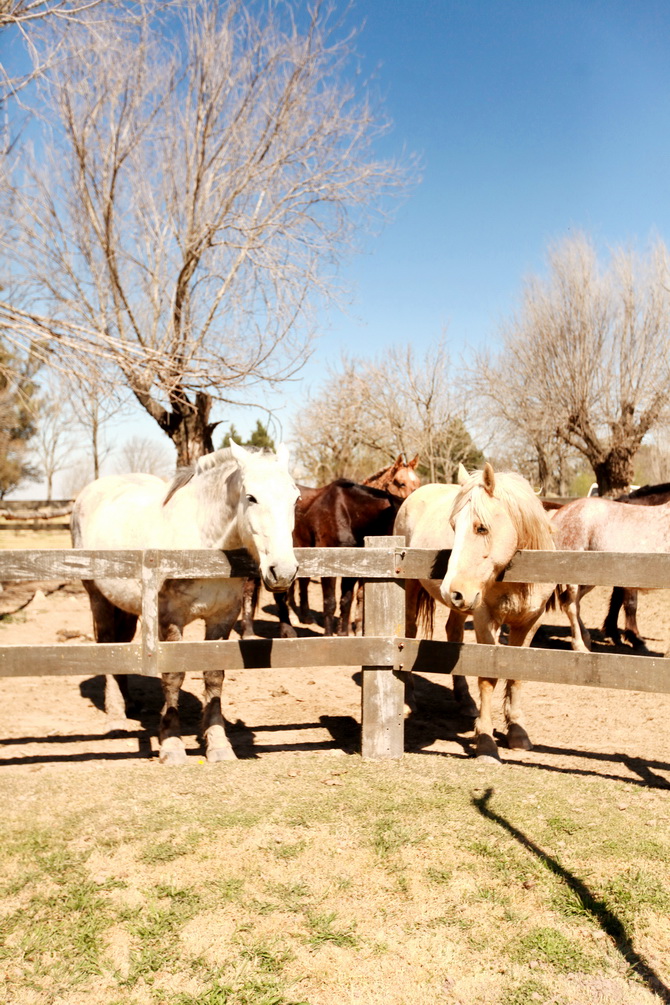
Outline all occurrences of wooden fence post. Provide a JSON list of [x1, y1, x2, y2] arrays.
[[141, 551, 162, 677], [361, 535, 406, 759]]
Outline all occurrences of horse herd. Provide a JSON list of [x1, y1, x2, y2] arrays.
[[70, 442, 670, 765]]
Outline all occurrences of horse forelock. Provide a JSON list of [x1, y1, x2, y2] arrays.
[[453, 470, 554, 551]]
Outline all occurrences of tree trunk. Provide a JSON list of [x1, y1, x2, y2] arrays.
[[593, 450, 636, 497], [166, 392, 218, 467]]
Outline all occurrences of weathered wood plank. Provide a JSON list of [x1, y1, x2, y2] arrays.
[[157, 636, 394, 673], [3, 546, 670, 588], [361, 536, 406, 760], [398, 638, 670, 694], [0, 550, 143, 580], [141, 555, 162, 677], [395, 548, 670, 588], [0, 643, 142, 677]]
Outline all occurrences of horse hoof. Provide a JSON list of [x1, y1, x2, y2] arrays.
[[105, 717, 134, 734], [159, 747, 188, 766], [475, 735, 501, 762], [475, 753, 502, 766], [280, 624, 297, 639], [507, 724, 532, 750], [206, 745, 237, 762]]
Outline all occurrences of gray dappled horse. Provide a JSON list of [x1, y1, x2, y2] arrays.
[[71, 442, 299, 764]]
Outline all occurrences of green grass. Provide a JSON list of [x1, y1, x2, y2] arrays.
[[0, 756, 668, 1005]]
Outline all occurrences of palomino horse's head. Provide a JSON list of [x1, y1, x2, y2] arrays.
[[227, 441, 300, 592], [440, 463, 553, 613]]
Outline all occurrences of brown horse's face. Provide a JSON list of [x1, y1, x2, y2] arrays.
[[387, 455, 421, 499]]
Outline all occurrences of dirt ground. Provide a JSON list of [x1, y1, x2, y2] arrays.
[[1, 574, 670, 787]]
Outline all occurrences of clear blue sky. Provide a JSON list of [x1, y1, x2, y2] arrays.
[[316, 0, 670, 359]]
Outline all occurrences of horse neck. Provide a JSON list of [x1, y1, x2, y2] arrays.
[[187, 464, 242, 549]]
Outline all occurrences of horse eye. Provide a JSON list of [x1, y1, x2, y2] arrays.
[[246, 494, 257, 504], [475, 523, 488, 535]]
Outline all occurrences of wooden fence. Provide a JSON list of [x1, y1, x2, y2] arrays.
[[1, 536, 670, 759]]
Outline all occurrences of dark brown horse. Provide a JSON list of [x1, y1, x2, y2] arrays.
[[603, 482, 670, 647], [241, 455, 420, 637]]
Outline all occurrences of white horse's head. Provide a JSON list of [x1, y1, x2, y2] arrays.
[[228, 440, 300, 592], [440, 463, 553, 612]]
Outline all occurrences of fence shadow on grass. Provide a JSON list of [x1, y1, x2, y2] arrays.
[[472, 787, 670, 1004]]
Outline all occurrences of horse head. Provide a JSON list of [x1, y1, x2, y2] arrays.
[[228, 440, 300, 592], [441, 463, 553, 612]]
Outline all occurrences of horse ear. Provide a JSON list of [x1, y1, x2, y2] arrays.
[[409, 454, 419, 469], [276, 442, 290, 468], [228, 439, 249, 465], [483, 462, 496, 494], [457, 463, 469, 485]]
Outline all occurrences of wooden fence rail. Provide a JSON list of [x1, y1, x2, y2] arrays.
[[1, 539, 670, 758]]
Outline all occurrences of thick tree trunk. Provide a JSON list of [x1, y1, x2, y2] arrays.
[[165, 392, 218, 467], [593, 450, 637, 497]]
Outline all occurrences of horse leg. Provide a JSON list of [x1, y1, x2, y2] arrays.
[[559, 584, 592, 652], [158, 669, 187, 765], [399, 579, 422, 715], [275, 591, 297, 639], [501, 621, 543, 752], [602, 587, 624, 644], [298, 578, 313, 623], [337, 577, 357, 636], [239, 577, 259, 639], [82, 580, 138, 731], [353, 581, 364, 635], [322, 577, 337, 636], [200, 614, 240, 762], [445, 609, 478, 718], [471, 609, 502, 762], [622, 589, 648, 650]]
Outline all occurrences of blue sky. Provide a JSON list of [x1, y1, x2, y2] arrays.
[[317, 0, 670, 361], [6, 0, 670, 490]]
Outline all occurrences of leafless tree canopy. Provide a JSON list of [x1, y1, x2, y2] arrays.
[[292, 338, 482, 484], [1, 0, 412, 463], [469, 234, 670, 495]]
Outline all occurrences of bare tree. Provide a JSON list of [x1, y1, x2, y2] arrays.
[[293, 337, 483, 484], [1, 1, 412, 464], [29, 394, 74, 498], [470, 234, 670, 496], [113, 434, 175, 477]]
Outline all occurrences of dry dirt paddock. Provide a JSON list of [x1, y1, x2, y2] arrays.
[[1, 567, 669, 789]]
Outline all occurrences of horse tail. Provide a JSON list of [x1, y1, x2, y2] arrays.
[[416, 586, 435, 636]]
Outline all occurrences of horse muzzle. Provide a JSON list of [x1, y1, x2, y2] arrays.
[[261, 559, 299, 593], [440, 583, 481, 612]]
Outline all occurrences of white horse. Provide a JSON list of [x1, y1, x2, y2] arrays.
[[394, 464, 556, 762], [71, 441, 299, 764]]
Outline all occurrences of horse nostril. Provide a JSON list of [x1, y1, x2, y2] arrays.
[[450, 591, 463, 607], [268, 566, 278, 583]]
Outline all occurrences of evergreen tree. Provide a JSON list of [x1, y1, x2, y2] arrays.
[[220, 420, 275, 452]]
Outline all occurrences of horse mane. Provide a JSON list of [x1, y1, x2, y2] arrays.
[[331, 478, 393, 500], [162, 447, 267, 506], [363, 459, 400, 485], [453, 469, 555, 552]]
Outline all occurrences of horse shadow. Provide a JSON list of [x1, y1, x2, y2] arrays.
[[79, 675, 204, 738]]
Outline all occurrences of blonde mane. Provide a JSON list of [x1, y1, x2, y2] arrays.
[[453, 469, 555, 552]]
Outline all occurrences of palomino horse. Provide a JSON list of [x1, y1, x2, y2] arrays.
[[550, 494, 670, 652], [71, 442, 299, 764], [241, 454, 420, 637], [394, 464, 555, 762], [602, 482, 670, 648]]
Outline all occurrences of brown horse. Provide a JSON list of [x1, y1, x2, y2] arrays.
[[603, 482, 670, 648], [240, 455, 420, 637]]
